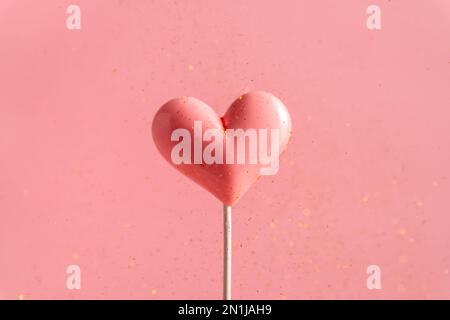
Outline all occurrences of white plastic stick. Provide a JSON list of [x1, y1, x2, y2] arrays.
[[223, 204, 232, 300]]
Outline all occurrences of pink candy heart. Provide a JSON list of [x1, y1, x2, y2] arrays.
[[152, 91, 292, 206]]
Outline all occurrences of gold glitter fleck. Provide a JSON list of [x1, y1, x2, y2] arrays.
[[416, 201, 423, 207], [18, 294, 25, 300], [151, 289, 157, 296], [188, 64, 194, 71], [399, 228, 406, 236], [362, 195, 369, 203], [128, 257, 137, 268], [303, 208, 311, 217], [269, 219, 277, 228]]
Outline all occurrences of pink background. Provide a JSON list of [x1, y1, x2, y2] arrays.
[[0, 0, 449, 299]]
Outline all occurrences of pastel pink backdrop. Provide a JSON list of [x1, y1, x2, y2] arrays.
[[0, 0, 449, 299]]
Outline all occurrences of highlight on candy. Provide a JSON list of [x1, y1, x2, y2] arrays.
[[170, 121, 280, 175]]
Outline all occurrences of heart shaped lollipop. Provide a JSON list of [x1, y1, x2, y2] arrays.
[[152, 91, 292, 206], [152, 91, 292, 299]]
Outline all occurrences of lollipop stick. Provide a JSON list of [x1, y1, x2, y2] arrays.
[[223, 204, 232, 300]]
